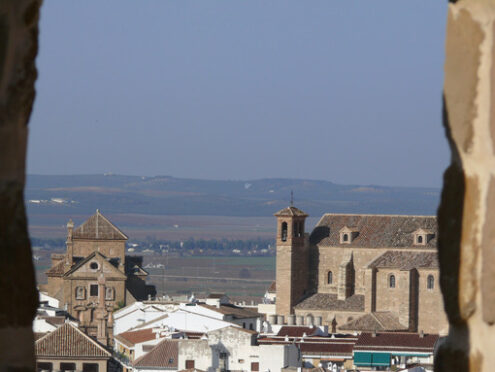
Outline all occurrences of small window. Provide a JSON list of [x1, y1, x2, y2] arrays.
[[343, 233, 349, 242], [90, 284, 98, 297], [89, 262, 98, 270], [37, 362, 53, 372], [60, 363, 76, 372], [327, 271, 333, 284], [427, 274, 435, 290], [75, 286, 86, 300], [105, 287, 115, 300], [251, 362, 260, 372], [185, 360, 195, 369], [417, 235, 423, 244], [281, 222, 288, 242], [168, 358, 174, 364], [389, 275, 396, 288], [82, 364, 98, 372], [242, 322, 246, 328], [249, 323, 254, 330]]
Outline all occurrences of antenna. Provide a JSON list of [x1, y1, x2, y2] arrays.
[[290, 190, 294, 206]]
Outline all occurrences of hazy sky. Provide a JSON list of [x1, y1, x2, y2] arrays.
[[28, 1, 449, 188]]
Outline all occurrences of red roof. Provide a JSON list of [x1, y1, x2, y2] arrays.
[[277, 326, 318, 337], [115, 328, 156, 347], [35, 323, 111, 358], [299, 342, 354, 355], [133, 339, 179, 368], [354, 332, 439, 353]]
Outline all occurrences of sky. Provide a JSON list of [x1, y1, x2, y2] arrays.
[[27, 1, 449, 188]]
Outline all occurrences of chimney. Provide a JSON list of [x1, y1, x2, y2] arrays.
[[419, 330, 424, 338]]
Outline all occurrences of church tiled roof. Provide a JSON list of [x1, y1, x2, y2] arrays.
[[294, 293, 365, 312], [368, 251, 438, 270], [274, 206, 308, 217], [73, 210, 128, 240], [45, 260, 66, 277], [339, 312, 407, 332], [310, 214, 437, 248], [35, 323, 111, 358]]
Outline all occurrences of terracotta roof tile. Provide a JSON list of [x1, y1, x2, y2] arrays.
[[133, 339, 179, 368], [368, 251, 438, 270], [73, 210, 128, 240], [274, 206, 308, 217], [35, 323, 111, 358], [277, 327, 318, 338], [299, 342, 354, 355], [114, 328, 156, 347], [46, 260, 66, 277], [295, 293, 364, 312], [354, 332, 439, 353], [310, 214, 437, 248], [339, 312, 407, 332]]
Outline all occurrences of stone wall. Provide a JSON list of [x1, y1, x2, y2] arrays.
[[73, 240, 126, 265], [0, 1, 41, 369]]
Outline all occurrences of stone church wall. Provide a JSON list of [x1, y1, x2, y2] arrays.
[[73, 240, 125, 263], [417, 269, 448, 334]]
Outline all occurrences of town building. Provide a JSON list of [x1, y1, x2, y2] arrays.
[[41, 210, 155, 344], [35, 323, 113, 372], [274, 206, 449, 335]]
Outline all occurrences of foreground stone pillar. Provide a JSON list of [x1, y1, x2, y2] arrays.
[[0, 1, 41, 370], [437, 1, 495, 370]]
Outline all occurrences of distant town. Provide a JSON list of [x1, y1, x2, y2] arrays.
[[34, 206, 446, 372]]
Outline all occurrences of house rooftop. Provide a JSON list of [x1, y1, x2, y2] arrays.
[[133, 339, 179, 368], [35, 323, 111, 358]]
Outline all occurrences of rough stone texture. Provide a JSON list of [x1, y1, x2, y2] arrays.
[[0, 1, 41, 370], [437, 1, 495, 370], [481, 176, 495, 324]]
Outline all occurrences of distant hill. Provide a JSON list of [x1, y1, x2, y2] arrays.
[[25, 174, 440, 222]]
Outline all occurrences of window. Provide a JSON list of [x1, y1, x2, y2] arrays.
[[185, 360, 195, 369], [105, 287, 115, 300], [75, 286, 86, 300], [427, 274, 435, 290], [281, 222, 288, 241], [389, 275, 396, 288], [168, 358, 174, 364], [327, 271, 333, 284], [37, 362, 53, 372], [242, 322, 246, 328], [60, 363, 76, 372], [90, 284, 98, 297], [82, 364, 98, 372], [251, 362, 259, 372], [343, 233, 349, 242], [89, 262, 98, 270], [417, 235, 423, 244], [249, 323, 254, 330]]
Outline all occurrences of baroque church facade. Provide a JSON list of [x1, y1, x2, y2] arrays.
[[42, 210, 155, 344], [274, 206, 448, 335]]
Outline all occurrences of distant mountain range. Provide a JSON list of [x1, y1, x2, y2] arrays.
[[25, 174, 441, 221]]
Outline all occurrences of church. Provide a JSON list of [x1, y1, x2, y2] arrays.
[[42, 210, 155, 344], [274, 206, 448, 335]]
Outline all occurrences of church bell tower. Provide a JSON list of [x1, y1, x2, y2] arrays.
[[274, 204, 309, 316]]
